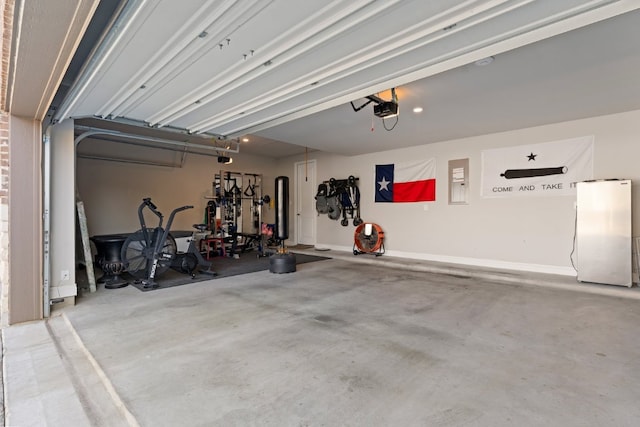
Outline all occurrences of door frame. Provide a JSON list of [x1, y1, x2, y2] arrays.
[[294, 159, 316, 246]]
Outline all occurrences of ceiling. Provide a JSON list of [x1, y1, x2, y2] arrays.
[[259, 8, 640, 155], [47, 0, 640, 158]]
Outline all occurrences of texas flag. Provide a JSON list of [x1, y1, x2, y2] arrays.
[[375, 158, 436, 202]]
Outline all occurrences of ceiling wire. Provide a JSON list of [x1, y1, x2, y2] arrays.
[[382, 116, 399, 131]]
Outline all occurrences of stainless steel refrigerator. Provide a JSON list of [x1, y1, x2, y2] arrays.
[[576, 179, 632, 287]]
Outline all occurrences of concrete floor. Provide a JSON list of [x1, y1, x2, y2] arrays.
[[3, 251, 640, 426]]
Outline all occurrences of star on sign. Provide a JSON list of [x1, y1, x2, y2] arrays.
[[527, 152, 537, 161], [378, 176, 390, 191]]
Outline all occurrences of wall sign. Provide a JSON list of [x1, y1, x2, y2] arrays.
[[481, 136, 594, 198]]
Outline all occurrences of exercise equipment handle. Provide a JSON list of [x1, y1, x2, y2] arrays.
[[141, 198, 163, 220], [135, 198, 164, 251], [138, 197, 163, 230], [164, 205, 194, 235], [143, 197, 157, 210]]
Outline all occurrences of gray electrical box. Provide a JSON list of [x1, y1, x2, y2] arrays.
[[448, 158, 469, 205]]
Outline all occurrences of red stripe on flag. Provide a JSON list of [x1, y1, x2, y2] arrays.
[[393, 179, 436, 202]]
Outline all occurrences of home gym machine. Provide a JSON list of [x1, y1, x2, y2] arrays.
[[213, 171, 271, 257], [121, 198, 214, 289]]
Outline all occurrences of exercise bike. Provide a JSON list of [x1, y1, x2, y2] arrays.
[[121, 198, 214, 289]]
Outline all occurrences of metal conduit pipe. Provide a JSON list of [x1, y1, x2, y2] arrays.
[[76, 134, 222, 158], [76, 134, 190, 168], [74, 116, 228, 144], [76, 153, 184, 168], [43, 130, 51, 317], [74, 127, 240, 154], [74, 128, 238, 168]]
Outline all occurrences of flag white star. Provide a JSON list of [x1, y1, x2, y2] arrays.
[[378, 176, 390, 191]]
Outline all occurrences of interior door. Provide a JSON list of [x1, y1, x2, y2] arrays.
[[295, 160, 316, 245]]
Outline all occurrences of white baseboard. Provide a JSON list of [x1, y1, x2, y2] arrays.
[[313, 244, 577, 277], [50, 284, 78, 299]]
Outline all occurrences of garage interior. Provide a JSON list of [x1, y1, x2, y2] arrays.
[[3, 1, 640, 425]]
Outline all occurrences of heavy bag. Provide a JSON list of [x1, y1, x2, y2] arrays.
[[275, 176, 289, 240], [205, 200, 217, 233]]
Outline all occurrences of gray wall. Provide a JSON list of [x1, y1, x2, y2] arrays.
[[76, 109, 640, 277], [76, 150, 279, 237], [277, 109, 640, 276]]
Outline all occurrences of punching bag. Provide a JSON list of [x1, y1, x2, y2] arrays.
[[274, 176, 289, 241], [270, 176, 296, 273]]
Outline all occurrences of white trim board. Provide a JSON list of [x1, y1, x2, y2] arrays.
[[314, 244, 576, 277]]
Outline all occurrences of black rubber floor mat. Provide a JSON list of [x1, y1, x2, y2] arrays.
[[127, 252, 330, 292]]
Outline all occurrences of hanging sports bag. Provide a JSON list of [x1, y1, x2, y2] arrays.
[[315, 183, 330, 214], [327, 195, 342, 220]]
